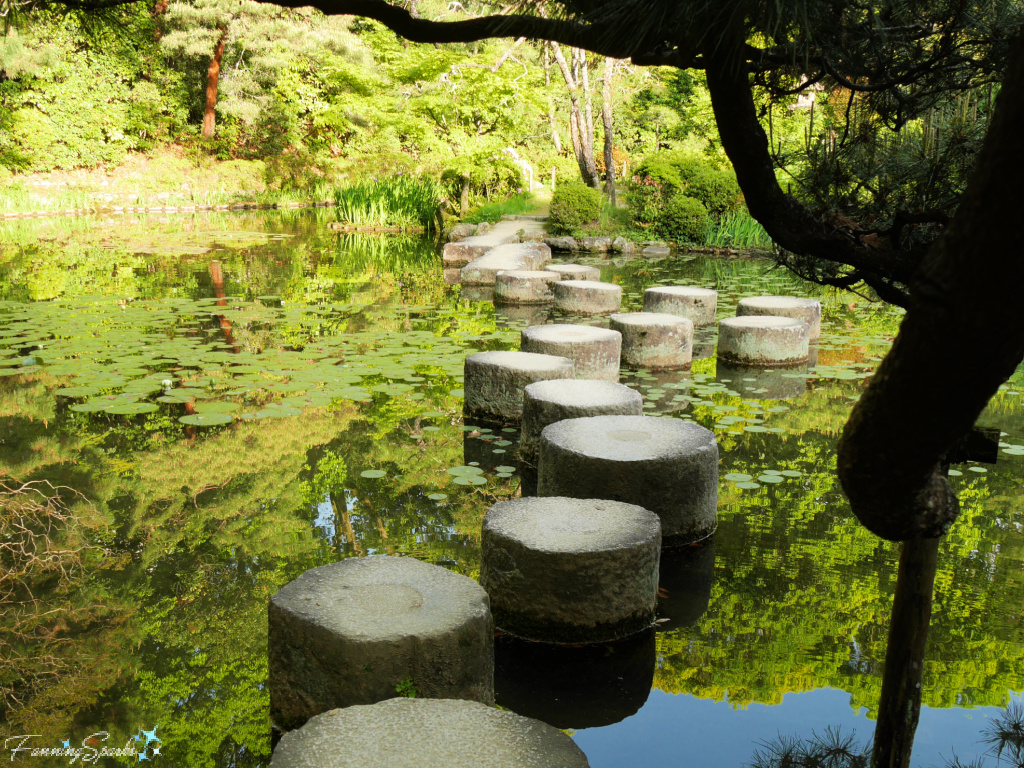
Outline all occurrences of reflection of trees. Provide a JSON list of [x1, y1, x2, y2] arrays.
[[655, 380, 1024, 716]]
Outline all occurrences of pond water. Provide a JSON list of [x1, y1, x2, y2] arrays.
[[1, 210, 1023, 767]]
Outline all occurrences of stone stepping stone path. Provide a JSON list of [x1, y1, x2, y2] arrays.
[[480, 497, 661, 643], [546, 263, 601, 281], [519, 379, 643, 465], [718, 315, 810, 365], [494, 270, 560, 305], [643, 286, 718, 327], [460, 243, 552, 285], [442, 220, 523, 265], [520, 324, 622, 382], [553, 280, 622, 315], [610, 312, 694, 370], [269, 698, 590, 767], [737, 296, 822, 339], [537, 415, 718, 546], [463, 350, 574, 424], [268, 556, 493, 729]]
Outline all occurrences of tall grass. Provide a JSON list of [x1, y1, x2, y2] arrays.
[[463, 192, 538, 224], [332, 176, 442, 231], [702, 211, 775, 251]]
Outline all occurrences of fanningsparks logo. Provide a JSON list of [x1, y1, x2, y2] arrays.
[[4, 726, 161, 763]]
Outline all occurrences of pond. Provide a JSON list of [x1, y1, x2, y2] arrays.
[[1, 210, 1022, 767]]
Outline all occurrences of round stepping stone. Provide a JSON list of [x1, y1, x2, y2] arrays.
[[554, 280, 622, 315], [609, 312, 694, 370], [464, 351, 574, 424], [480, 497, 661, 643], [495, 270, 561, 305], [269, 698, 590, 768], [269, 557, 492, 729], [537, 415, 718, 545], [718, 316, 810, 366], [547, 263, 601, 281], [717, 359, 807, 400], [520, 324, 622, 382], [737, 296, 822, 339], [519, 379, 643, 465], [643, 286, 718, 327]]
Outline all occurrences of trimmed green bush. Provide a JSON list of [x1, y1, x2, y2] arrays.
[[549, 182, 603, 234], [627, 151, 742, 240], [662, 196, 709, 242]]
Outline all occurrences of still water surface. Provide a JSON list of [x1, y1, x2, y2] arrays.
[[0, 210, 1022, 767]]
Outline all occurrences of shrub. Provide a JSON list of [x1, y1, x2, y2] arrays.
[[549, 182, 603, 234], [662, 196, 709, 242], [628, 152, 742, 239]]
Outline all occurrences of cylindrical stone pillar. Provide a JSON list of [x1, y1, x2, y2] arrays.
[[537, 415, 718, 545], [269, 556, 493, 730], [609, 312, 694, 370], [717, 316, 810, 365], [737, 296, 822, 339], [643, 286, 718, 327], [464, 351, 574, 424], [546, 264, 601, 281], [520, 324, 622, 382], [553, 280, 622, 315], [519, 379, 643, 465], [269, 698, 590, 767], [495, 270, 561, 305], [480, 497, 661, 643]]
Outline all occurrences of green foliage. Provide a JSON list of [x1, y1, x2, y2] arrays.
[[395, 677, 418, 698], [462, 192, 537, 224], [548, 181, 602, 235], [628, 150, 741, 241], [661, 195, 709, 243], [703, 210, 775, 251], [333, 175, 441, 230]]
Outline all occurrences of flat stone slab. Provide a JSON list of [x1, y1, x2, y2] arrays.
[[737, 296, 822, 339], [481, 497, 661, 643], [643, 286, 718, 327], [610, 312, 694, 370], [519, 379, 643, 465], [464, 350, 574, 424], [495, 270, 561, 305], [537, 415, 718, 545], [269, 698, 590, 768], [554, 280, 622, 315], [547, 263, 601, 281], [442, 220, 522, 265], [269, 556, 493, 729], [461, 243, 553, 285], [718, 315, 810, 365], [520, 324, 622, 382]]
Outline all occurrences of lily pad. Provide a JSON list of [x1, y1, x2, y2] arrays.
[[179, 413, 234, 426], [360, 470, 387, 478]]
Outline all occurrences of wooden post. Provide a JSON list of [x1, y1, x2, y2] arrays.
[[551, 167, 557, 190]]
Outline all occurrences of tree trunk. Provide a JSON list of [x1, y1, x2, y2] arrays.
[[550, 41, 600, 188], [202, 28, 228, 139], [601, 56, 616, 206], [544, 45, 563, 154], [837, 34, 1024, 542], [460, 177, 470, 216]]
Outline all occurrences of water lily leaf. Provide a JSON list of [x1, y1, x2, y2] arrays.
[[360, 470, 386, 478], [180, 413, 234, 426]]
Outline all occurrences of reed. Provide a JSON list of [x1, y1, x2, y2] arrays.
[[332, 176, 442, 231]]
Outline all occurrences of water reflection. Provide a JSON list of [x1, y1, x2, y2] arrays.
[[656, 537, 715, 630], [716, 360, 808, 400], [495, 629, 656, 729]]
